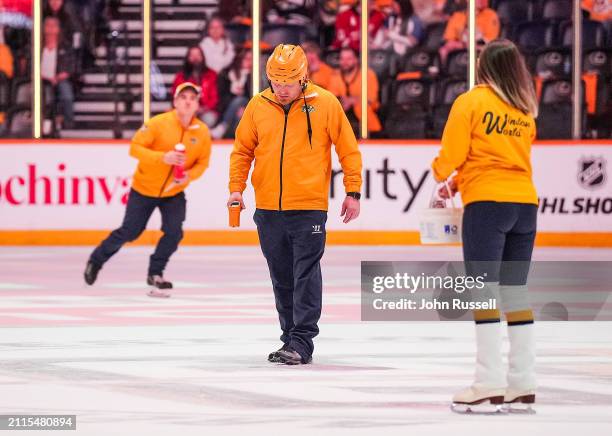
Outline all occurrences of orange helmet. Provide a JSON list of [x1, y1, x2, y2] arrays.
[[266, 44, 308, 84]]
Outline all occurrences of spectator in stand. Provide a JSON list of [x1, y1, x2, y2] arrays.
[[388, 0, 424, 55], [199, 16, 236, 74], [211, 48, 252, 139], [581, 0, 612, 21], [70, 0, 110, 69], [264, 0, 316, 25], [0, 26, 13, 79], [1, 0, 32, 79], [1, 0, 32, 19], [439, 0, 499, 64], [441, 0, 466, 16], [328, 47, 382, 136], [43, 0, 81, 49], [412, 0, 449, 23], [370, 0, 424, 55], [0, 25, 13, 129], [318, 0, 342, 48], [369, 0, 394, 49], [219, 0, 252, 24], [302, 41, 337, 90], [331, 0, 361, 51], [172, 46, 219, 127], [41, 16, 76, 129]]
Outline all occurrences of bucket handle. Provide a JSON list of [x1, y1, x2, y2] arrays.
[[429, 180, 457, 209]]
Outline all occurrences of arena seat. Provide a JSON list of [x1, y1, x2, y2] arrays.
[[560, 20, 607, 49], [421, 22, 446, 52], [5, 107, 32, 138], [513, 21, 557, 53], [400, 49, 440, 75], [542, 0, 572, 21], [369, 49, 395, 84], [445, 49, 468, 78], [262, 24, 307, 47]]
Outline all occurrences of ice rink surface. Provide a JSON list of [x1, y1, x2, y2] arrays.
[[1, 246, 611, 436]]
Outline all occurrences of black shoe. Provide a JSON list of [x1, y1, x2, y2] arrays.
[[268, 344, 290, 362], [276, 348, 312, 365], [84, 261, 102, 285], [147, 275, 173, 289]]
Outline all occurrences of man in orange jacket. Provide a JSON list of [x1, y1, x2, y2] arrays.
[[228, 44, 363, 365], [84, 82, 212, 297]]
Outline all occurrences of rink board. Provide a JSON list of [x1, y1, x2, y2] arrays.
[[0, 140, 611, 245]]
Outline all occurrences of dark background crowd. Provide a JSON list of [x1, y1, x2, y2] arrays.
[[0, 0, 610, 139]]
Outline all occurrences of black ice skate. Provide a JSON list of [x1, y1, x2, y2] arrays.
[[146, 275, 172, 298], [84, 261, 102, 285], [268, 344, 290, 362], [275, 348, 312, 365]]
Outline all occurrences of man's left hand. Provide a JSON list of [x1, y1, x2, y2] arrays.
[[341, 196, 360, 224]]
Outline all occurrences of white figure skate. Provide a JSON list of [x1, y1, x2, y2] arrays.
[[451, 322, 507, 414]]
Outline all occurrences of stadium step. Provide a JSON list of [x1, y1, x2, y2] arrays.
[[74, 101, 127, 113], [81, 73, 175, 85], [133, 101, 172, 113], [59, 129, 137, 139], [96, 46, 143, 59]]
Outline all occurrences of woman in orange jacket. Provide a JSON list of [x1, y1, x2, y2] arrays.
[[432, 39, 539, 413], [228, 44, 363, 365]]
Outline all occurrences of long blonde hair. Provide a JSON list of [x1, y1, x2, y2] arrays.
[[476, 39, 539, 118]]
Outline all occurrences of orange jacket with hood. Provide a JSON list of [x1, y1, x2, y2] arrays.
[[229, 82, 362, 211], [130, 110, 212, 198]]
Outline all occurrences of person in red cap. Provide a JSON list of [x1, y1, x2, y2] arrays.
[[84, 82, 212, 297]]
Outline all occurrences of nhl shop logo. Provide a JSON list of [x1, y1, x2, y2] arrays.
[[444, 224, 458, 235], [577, 156, 607, 190]]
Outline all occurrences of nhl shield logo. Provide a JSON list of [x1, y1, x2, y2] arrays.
[[577, 157, 606, 189]]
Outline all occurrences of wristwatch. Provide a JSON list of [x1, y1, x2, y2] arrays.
[[346, 192, 361, 200]]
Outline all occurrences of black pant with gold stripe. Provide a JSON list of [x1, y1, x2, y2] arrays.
[[462, 201, 537, 325]]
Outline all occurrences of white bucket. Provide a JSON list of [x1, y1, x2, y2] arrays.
[[419, 181, 463, 245]]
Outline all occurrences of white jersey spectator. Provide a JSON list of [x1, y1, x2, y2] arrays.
[[199, 16, 235, 73]]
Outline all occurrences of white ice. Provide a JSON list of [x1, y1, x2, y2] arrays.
[[0, 246, 611, 436]]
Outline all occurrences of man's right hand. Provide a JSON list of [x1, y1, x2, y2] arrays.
[[227, 192, 246, 209], [163, 150, 186, 166], [438, 178, 458, 199]]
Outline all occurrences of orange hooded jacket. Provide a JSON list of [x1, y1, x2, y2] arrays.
[[130, 110, 212, 198], [229, 82, 362, 211]]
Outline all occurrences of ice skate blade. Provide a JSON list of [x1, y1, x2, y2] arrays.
[[503, 404, 536, 415], [275, 357, 306, 365], [147, 289, 171, 298], [451, 398, 506, 415], [274, 356, 313, 366], [503, 394, 536, 414]]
